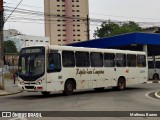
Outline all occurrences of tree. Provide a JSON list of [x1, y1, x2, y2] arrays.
[[94, 21, 143, 38], [4, 40, 17, 53]]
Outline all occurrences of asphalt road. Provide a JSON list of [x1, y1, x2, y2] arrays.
[[0, 83, 160, 120]]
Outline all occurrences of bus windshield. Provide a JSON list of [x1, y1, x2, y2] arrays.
[[18, 47, 45, 81]]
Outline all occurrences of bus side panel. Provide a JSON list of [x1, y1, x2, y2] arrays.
[[125, 67, 139, 85], [138, 67, 148, 83], [103, 67, 117, 87], [90, 68, 104, 88], [75, 68, 91, 89], [46, 72, 64, 91]]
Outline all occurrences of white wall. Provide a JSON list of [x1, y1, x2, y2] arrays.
[[10, 35, 50, 51]]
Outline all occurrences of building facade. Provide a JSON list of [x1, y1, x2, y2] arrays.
[[9, 35, 50, 52], [44, 0, 89, 45]]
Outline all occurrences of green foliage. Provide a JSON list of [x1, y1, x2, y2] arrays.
[[94, 21, 143, 38], [4, 40, 17, 53]]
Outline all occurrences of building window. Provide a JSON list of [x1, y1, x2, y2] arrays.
[[58, 39, 61, 41]]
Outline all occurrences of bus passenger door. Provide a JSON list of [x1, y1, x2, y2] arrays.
[[46, 52, 62, 91]]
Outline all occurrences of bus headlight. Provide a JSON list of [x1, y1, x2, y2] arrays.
[[35, 79, 44, 85], [19, 80, 24, 85]]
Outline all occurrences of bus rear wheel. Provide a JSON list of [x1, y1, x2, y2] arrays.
[[41, 91, 50, 96], [117, 78, 126, 91], [153, 74, 159, 80], [63, 80, 74, 96]]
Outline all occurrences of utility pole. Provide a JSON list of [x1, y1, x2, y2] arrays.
[[86, 15, 90, 40], [0, 0, 4, 90]]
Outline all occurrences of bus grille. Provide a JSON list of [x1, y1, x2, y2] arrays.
[[25, 86, 34, 89]]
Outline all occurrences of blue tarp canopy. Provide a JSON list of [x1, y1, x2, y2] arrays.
[[68, 32, 160, 56]]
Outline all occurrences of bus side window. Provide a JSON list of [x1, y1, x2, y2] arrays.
[[104, 53, 115, 67], [62, 51, 75, 67], [47, 53, 61, 73], [116, 54, 126, 67], [127, 54, 136, 67], [137, 55, 146, 67]]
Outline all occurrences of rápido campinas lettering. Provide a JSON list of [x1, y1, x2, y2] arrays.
[[76, 68, 104, 76]]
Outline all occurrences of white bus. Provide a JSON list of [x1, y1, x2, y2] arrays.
[[17, 45, 148, 95], [148, 57, 160, 80]]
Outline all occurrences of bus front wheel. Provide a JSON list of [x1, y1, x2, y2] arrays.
[[117, 78, 126, 91], [63, 80, 74, 96]]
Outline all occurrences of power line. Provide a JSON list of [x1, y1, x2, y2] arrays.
[[4, 0, 23, 23], [4, 5, 160, 28]]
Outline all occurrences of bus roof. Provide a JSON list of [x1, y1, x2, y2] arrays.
[[24, 45, 146, 55], [45, 45, 146, 55]]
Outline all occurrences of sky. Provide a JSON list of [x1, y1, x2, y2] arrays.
[[3, 0, 160, 39]]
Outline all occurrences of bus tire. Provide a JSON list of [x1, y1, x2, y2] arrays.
[[41, 91, 50, 96], [153, 74, 159, 80], [117, 77, 126, 91], [63, 80, 74, 96]]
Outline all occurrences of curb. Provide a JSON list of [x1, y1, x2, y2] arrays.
[[0, 90, 23, 96], [155, 92, 160, 99]]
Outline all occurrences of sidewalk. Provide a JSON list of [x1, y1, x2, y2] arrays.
[[0, 79, 23, 96]]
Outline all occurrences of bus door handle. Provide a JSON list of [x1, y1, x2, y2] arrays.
[[114, 68, 116, 71]]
